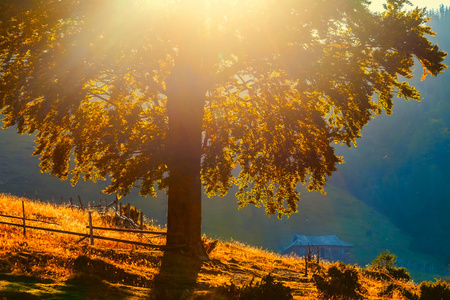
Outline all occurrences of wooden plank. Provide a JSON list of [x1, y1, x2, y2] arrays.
[[88, 211, 94, 245], [85, 226, 167, 235], [92, 235, 184, 249], [0, 213, 58, 225], [0, 220, 177, 249], [105, 200, 116, 208], [0, 220, 88, 237], [0, 214, 24, 220], [87, 235, 167, 248], [78, 195, 84, 210], [22, 201, 26, 236]]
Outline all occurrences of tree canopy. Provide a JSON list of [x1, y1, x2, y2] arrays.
[[0, 0, 446, 255]]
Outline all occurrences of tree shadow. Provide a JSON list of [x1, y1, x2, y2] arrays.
[[150, 250, 203, 299]]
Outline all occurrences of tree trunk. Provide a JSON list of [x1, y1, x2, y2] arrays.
[[165, 62, 208, 260]]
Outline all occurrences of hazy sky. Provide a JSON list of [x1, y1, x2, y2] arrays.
[[370, 0, 450, 11]]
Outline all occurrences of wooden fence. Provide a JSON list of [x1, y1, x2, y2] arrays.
[[31, 190, 119, 213], [56, 193, 119, 213], [0, 200, 181, 250], [396, 259, 450, 277], [33, 191, 152, 231]]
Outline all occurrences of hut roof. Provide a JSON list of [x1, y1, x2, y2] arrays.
[[286, 235, 353, 248]]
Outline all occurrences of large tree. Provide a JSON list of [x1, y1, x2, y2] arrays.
[[0, 0, 446, 258]]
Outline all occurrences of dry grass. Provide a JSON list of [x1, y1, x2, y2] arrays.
[[0, 193, 426, 299], [0, 194, 166, 293]]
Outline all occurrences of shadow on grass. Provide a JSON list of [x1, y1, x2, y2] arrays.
[[150, 250, 203, 299], [0, 272, 143, 300], [0, 273, 53, 299]]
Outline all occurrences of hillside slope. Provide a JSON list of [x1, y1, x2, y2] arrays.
[[0, 125, 446, 282], [2, 194, 443, 300], [0, 126, 409, 265], [200, 184, 445, 279]]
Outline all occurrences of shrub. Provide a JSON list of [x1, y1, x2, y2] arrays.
[[214, 282, 241, 299], [216, 274, 293, 300], [388, 266, 411, 281], [119, 204, 141, 224], [106, 204, 142, 226], [371, 250, 410, 281], [379, 283, 419, 300], [371, 250, 397, 270], [241, 274, 293, 300], [312, 262, 364, 299], [419, 279, 450, 300]]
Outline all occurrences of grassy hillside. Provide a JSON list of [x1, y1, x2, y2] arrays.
[[202, 185, 409, 263], [0, 194, 313, 299], [1, 194, 449, 299], [200, 184, 449, 282], [0, 126, 447, 282]]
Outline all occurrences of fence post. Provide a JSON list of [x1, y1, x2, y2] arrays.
[[115, 195, 118, 212], [127, 203, 131, 219], [78, 195, 84, 210], [119, 202, 122, 216], [304, 255, 308, 277], [88, 211, 94, 246], [140, 211, 144, 230], [22, 200, 26, 236], [317, 247, 320, 265]]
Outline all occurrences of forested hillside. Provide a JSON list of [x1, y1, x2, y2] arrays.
[[0, 126, 110, 203], [333, 6, 450, 263]]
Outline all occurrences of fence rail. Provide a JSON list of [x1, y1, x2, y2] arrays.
[[0, 200, 181, 250], [396, 259, 450, 276], [0, 219, 88, 238], [0, 213, 58, 225], [85, 226, 167, 235]]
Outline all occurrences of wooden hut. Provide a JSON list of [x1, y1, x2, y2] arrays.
[[282, 235, 353, 263]]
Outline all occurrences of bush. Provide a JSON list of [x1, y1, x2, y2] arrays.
[[371, 250, 410, 281], [216, 274, 293, 300], [371, 250, 397, 270], [379, 283, 419, 300], [107, 204, 142, 226], [388, 266, 411, 281], [241, 274, 293, 300], [312, 262, 364, 299], [119, 204, 141, 224], [419, 279, 450, 300]]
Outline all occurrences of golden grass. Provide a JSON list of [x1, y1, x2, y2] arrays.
[[0, 194, 165, 281], [0, 193, 429, 299]]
